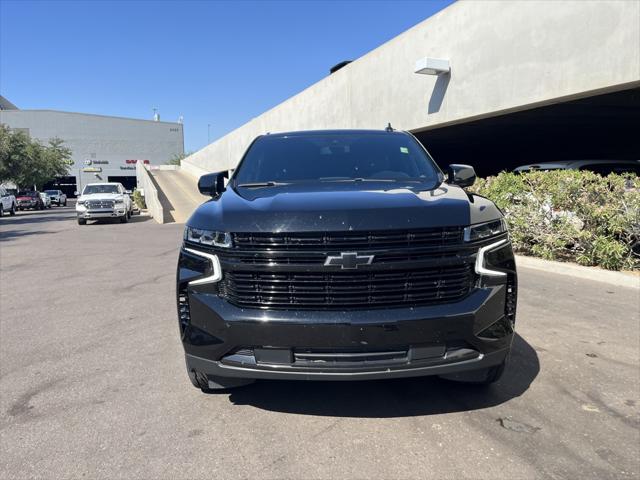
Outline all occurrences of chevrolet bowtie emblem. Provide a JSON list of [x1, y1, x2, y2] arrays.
[[324, 252, 375, 269]]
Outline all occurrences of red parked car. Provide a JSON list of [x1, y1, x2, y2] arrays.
[[16, 191, 45, 210]]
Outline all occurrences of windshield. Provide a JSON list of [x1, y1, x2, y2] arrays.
[[17, 191, 37, 197], [44, 190, 58, 195], [82, 184, 119, 195], [234, 133, 442, 186]]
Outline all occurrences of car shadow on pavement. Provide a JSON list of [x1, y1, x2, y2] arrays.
[[227, 334, 539, 418], [128, 214, 153, 223], [76, 214, 153, 226], [0, 229, 56, 241], [0, 212, 76, 226]]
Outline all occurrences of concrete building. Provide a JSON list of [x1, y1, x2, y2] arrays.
[[182, 0, 640, 178], [0, 99, 184, 195]]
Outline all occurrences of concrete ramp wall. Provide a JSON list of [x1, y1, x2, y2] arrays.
[[136, 161, 164, 224], [183, 0, 640, 174], [146, 166, 209, 224]]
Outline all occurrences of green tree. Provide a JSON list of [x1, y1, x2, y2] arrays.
[[0, 124, 72, 189], [167, 151, 193, 166]]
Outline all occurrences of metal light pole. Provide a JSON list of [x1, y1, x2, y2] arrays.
[[207, 124, 211, 144]]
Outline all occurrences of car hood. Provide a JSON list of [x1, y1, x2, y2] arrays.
[[187, 182, 501, 232], [78, 193, 124, 201]]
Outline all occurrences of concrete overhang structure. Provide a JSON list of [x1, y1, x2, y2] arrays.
[[183, 0, 640, 176]]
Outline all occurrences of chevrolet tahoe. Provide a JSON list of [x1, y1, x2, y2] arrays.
[[177, 129, 518, 391]]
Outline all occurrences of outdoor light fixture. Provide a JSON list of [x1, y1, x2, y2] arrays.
[[414, 57, 450, 75]]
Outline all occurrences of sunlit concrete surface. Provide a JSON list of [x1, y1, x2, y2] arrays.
[[183, 0, 640, 174], [0, 207, 638, 479]]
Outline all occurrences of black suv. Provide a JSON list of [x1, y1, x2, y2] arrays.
[[177, 130, 517, 391]]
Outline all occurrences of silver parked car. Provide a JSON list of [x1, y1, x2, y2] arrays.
[[44, 189, 67, 206], [39, 192, 52, 209]]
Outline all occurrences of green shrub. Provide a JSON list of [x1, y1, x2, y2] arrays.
[[470, 170, 639, 270], [133, 189, 146, 210]]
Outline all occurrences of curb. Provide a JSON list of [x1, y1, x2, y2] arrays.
[[515, 255, 639, 289]]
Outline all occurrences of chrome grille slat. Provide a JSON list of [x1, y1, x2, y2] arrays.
[[86, 199, 115, 210]]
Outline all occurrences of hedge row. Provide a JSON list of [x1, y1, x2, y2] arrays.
[[470, 170, 640, 271]]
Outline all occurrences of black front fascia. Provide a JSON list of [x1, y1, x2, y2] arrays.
[[176, 232, 515, 366]]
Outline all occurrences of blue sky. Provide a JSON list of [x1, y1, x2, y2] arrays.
[[0, 0, 453, 152]]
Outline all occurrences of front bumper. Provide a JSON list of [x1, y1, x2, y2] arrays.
[[181, 283, 515, 381], [76, 208, 126, 219], [178, 233, 517, 382]]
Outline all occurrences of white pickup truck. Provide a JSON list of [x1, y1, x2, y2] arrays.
[[75, 182, 133, 225], [0, 186, 17, 216]]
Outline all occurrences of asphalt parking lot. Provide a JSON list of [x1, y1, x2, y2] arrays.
[[1, 206, 638, 479]]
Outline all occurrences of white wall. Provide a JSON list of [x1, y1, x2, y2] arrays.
[[0, 109, 184, 188], [184, 0, 640, 173]]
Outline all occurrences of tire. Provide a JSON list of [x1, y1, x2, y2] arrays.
[[63, 199, 67, 206], [120, 213, 129, 223], [0, 205, 3, 217], [10, 203, 16, 216], [77, 218, 86, 225], [439, 360, 507, 385]]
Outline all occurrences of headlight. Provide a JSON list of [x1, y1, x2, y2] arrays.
[[184, 226, 233, 248], [183, 249, 222, 285], [464, 218, 507, 242], [77, 200, 85, 206], [475, 239, 509, 277]]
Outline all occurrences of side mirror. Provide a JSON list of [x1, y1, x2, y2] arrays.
[[74, 191, 79, 196], [125, 190, 132, 195], [447, 164, 476, 188], [198, 171, 229, 197]]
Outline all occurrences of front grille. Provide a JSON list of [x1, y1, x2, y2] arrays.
[[216, 249, 463, 266], [221, 264, 472, 309], [293, 348, 409, 366], [215, 228, 464, 267], [87, 200, 114, 210], [232, 228, 462, 250], [193, 227, 476, 310]]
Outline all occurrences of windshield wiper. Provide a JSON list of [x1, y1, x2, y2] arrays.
[[320, 178, 397, 183], [236, 181, 290, 188]]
